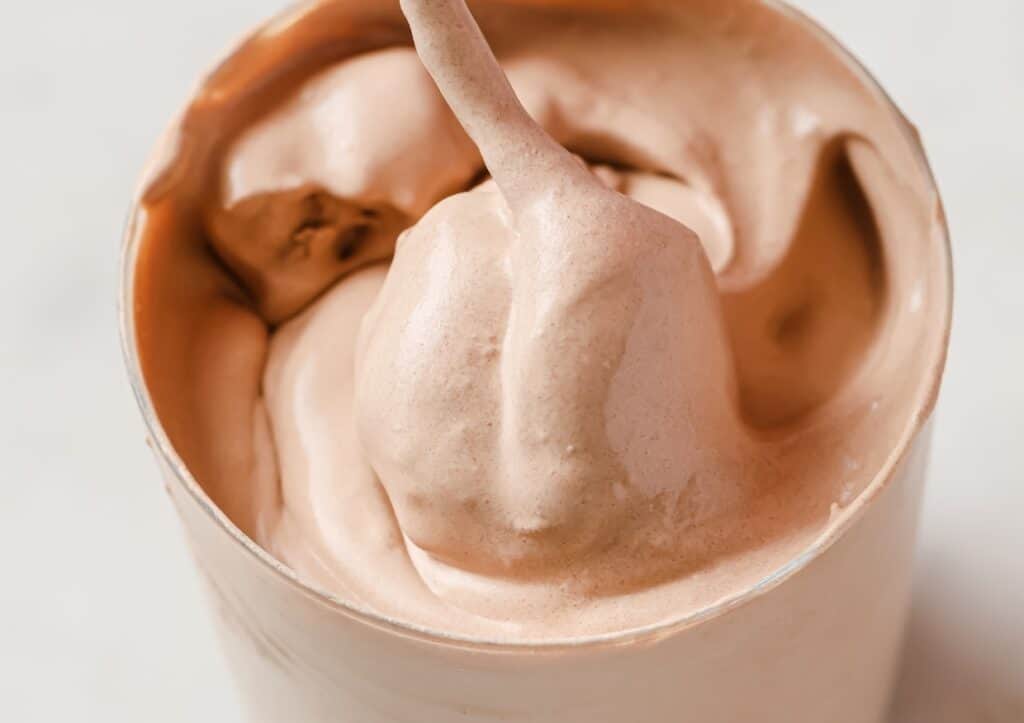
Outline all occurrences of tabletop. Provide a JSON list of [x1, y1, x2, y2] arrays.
[[0, 1, 1020, 721]]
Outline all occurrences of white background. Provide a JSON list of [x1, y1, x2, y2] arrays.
[[1, 1, 1021, 721]]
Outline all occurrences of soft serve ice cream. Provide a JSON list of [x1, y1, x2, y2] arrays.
[[133, 0, 949, 642]]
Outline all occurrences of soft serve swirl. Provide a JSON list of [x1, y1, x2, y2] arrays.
[[134, 0, 948, 641]]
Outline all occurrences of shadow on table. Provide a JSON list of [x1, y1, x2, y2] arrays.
[[888, 560, 1024, 723]]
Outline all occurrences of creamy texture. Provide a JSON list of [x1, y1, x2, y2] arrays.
[[133, 0, 949, 641], [206, 46, 481, 323]]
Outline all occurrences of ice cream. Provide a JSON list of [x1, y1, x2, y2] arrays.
[[132, 0, 949, 643], [209, 46, 481, 323]]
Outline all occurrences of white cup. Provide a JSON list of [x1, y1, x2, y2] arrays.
[[120, 2, 953, 721]]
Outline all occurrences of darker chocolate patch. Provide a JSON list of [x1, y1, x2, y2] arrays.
[[336, 223, 372, 260], [772, 299, 816, 347], [833, 145, 886, 296]]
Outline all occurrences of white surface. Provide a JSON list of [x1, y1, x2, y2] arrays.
[[0, 1, 1020, 721]]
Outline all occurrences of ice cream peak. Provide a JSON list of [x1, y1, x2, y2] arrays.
[[354, 0, 745, 585]]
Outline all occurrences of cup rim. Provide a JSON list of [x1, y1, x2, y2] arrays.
[[118, 0, 953, 654]]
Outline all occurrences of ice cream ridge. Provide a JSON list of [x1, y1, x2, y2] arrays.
[[135, 0, 948, 641]]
